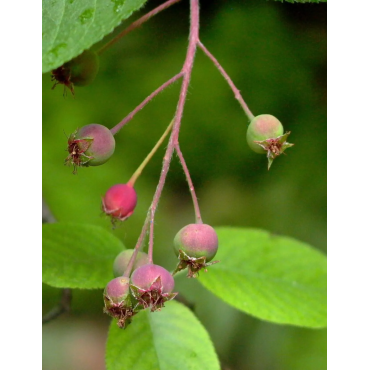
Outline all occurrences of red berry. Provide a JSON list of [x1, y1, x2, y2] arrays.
[[102, 184, 137, 222]]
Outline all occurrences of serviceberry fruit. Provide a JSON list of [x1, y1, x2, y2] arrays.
[[246, 114, 284, 153], [65, 123, 115, 173], [113, 249, 150, 277], [130, 264, 177, 311], [51, 50, 99, 95], [173, 223, 218, 261], [246, 114, 294, 169], [103, 276, 136, 328], [173, 223, 219, 278], [104, 276, 131, 304], [102, 184, 137, 223]]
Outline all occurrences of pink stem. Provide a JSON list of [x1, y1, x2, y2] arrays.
[[147, 0, 200, 262], [97, 0, 182, 55], [175, 144, 202, 223], [197, 41, 255, 122], [110, 73, 183, 135]]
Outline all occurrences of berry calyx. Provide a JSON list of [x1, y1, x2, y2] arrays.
[[51, 50, 99, 95], [103, 276, 136, 328], [246, 114, 294, 169], [173, 223, 219, 278], [102, 184, 137, 223], [130, 264, 177, 311], [113, 249, 150, 277], [65, 124, 115, 173]]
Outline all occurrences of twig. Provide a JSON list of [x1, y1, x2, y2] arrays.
[[175, 144, 202, 224], [147, 0, 200, 262], [42, 289, 72, 325], [197, 41, 255, 121], [110, 72, 184, 135]]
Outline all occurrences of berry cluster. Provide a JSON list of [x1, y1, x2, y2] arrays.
[[56, 0, 294, 329], [104, 221, 219, 328], [103, 251, 177, 328]]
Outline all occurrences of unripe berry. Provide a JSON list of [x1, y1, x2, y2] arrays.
[[67, 50, 99, 86], [104, 276, 130, 304], [174, 223, 218, 262], [102, 184, 137, 222], [246, 114, 284, 154], [113, 249, 150, 277], [51, 50, 99, 94], [65, 124, 115, 172], [131, 264, 175, 294]]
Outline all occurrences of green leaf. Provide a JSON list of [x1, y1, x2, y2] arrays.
[[198, 227, 327, 328], [42, 0, 148, 73], [42, 223, 125, 289], [106, 301, 220, 370]]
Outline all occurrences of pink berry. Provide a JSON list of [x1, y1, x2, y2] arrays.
[[65, 123, 115, 172], [104, 276, 130, 304], [131, 264, 174, 294], [102, 184, 137, 221], [173, 223, 218, 262]]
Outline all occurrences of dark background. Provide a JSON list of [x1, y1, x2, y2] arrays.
[[43, 0, 327, 369]]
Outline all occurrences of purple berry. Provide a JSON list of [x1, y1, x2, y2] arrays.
[[131, 264, 174, 294], [65, 124, 115, 172], [104, 276, 130, 304], [173, 223, 218, 262], [246, 114, 284, 154], [113, 250, 150, 277], [102, 184, 137, 222]]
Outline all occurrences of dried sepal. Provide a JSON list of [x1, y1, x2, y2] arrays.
[[254, 131, 294, 170], [103, 293, 137, 329], [64, 130, 94, 174], [51, 65, 75, 96], [130, 276, 177, 312], [173, 249, 219, 278]]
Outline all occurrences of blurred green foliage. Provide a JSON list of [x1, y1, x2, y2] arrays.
[[43, 0, 326, 369]]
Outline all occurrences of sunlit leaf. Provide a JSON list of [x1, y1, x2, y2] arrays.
[[198, 227, 327, 328]]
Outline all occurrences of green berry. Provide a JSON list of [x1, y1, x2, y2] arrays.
[[247, 114, 284, 154], [113, 250, 150, 277], [67, 50, 99, 87], [51, 50, 99, 94]]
